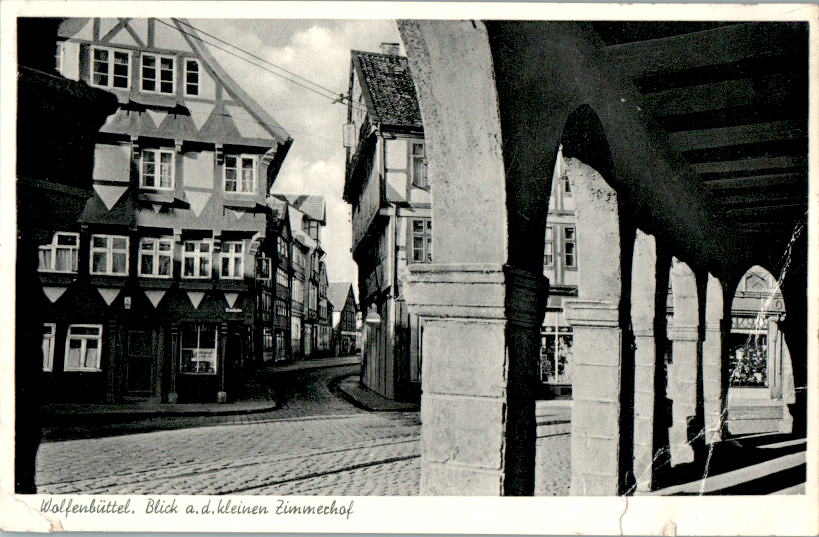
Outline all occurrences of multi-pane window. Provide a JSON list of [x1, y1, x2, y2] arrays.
[[275, 298, 288, 318], [42, 323, 56, 372], [180, 324, 218, 374], [220, 241, 244, 279], [182, 240, 212, 279], [276, 267, 289, 287], [224, 155, 256, 194], [91, 47, 130, 89], [54, 42, 64, 72], [309, 284, 318, 311], [564, 226, 577, 268], [411, 219, 432, 263], [256, 255, 271, 281], [277, 237, 289, 260], [64, 325, 103, 372], [139, 237, 173, 278], [141, 53, 175, 94], [184, 59, 200, 96], [263, 327, 274, 352], [293, 279, 304, 302], [260, 290, 273, 313], [38, 232, 79, 273], [140, 149, 175, 189], [90, 235, 129, 275], [293, 249, 305, 269], [540, 326, 573, 384], [410, 141, 428, 188], [544, 227, 554, 267]]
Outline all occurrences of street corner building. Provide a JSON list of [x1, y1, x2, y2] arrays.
[[327, 282, 360, 357], [30, 18, 295, 404], [343, 43, 428, 403]]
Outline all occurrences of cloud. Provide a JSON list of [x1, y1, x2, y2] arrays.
[[189, 19, 400, 287]]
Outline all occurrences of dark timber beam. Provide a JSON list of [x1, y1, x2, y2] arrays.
[[606, 22, 806, 77], [668, 121, 804, 152], [703, 173, 804, 191], [692, 155, 806, 175]]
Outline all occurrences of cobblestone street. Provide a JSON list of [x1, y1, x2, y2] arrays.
[[36, 363, 572, 496]]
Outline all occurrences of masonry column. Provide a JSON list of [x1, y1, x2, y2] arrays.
[[667, 260, 700, 466], [399, 20, 547, 495], [630, 230, 662, 492], [702, 274, 725, 444]]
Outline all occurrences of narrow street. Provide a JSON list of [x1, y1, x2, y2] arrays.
[[36, 363, 574, 496]]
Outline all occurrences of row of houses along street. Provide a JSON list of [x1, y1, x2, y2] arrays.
[[15, 16, 810, 502]]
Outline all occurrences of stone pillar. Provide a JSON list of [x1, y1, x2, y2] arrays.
[[564, 299, 622, 495], [702, 274, 725, 444], [631, 230, 660, 492], [667, 261, 700, 466], [217, 321, 228, 403], [404, 264, 545, 495]]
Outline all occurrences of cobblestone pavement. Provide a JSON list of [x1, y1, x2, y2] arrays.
[[36, 364, 571, 495]]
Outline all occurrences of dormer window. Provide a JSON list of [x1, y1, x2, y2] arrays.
[[224, 155, 256, 194], [141, 53, 175, 94], [91, 47, 130, 89], [140, 149, 175, 190]]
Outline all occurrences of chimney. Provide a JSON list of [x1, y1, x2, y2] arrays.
[[380, 42, 400, 55]]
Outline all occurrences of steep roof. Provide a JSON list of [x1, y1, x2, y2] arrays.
[[328, 282, 355, 311], [351, 50, 422, 130], [272, 194, 326, 224]]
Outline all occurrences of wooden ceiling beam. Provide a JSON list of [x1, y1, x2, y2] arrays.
[[642, 74, 795, 117], [668, 121, 804, 152], [714, 191, 805, 208], [692, 155, 806, 175], [605, 22, 805, 78], [703, 173, 804, 191]]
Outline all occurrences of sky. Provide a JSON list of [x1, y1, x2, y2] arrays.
[[190, 19, 402, 287]]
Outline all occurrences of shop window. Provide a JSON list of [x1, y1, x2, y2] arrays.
[[224, 155, 256, 194], [220, 241, 244, 279], [728, 331, 768, 387], [90, 234, 129, 275], [140, 149, 175, 190], [563, 226, 577, 269], [540, 326, 573, 384], [184, 59, 200, 96], [180, 324, 218, 374], [64, 325, 103, 372], [42, 323, 56, 372], [91, 47, 130, 89], [141, 53, 175, 94], [139, 237, 173, 278], [410, 141, 428, 188], [38, 232, 79, 273], [411, 219, 432, 263], [275, 332, 287, 361], [182, 239, 212, 279]]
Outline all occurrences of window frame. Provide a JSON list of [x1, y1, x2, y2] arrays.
[[544, 226, 555, 268], [256, 254, 272, 281], [63, 324, 104, 372], [38, 231, 80, 274], [179, 323, 219, 375], [140, 52, 176, 95], [223, 154, 258, 194], [220, 241, 245, 280], [42, 323, 56, 372], [184, 58, 200, 96], [276, 267, 290, 288], [410, 141, 428, 189], [89, 234, 129, 276], [138, 237, 174, 278], [410, 218, 433, 264], [563, 226, 577, 270], [182, 239, 213, 279], [139, 148, 176, 190], [90, 46, 131, 90]]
